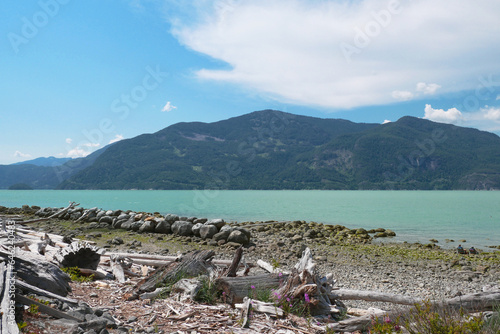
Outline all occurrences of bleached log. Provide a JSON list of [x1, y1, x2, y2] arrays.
[[53, 241, 103, 270], [331, 289, 424, 305], [15, 279, 79, 306], [19, 202, 80, 224], [0, 262, 20, 334], [328, 291, 500, 333], [110, 255, 126, 283], [2, 248, 71, 297], [16, 294, 82, 322], [139, 288, 164, 300], [135, 250, 216, 295], [241, 297, 252, 328], [294, 247, 316, 273], [215, 273, 287, 304], [235, 298, 284, 317], [78, 268, 110, 280]]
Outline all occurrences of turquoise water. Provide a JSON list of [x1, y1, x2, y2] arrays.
[[1, 190, 499, 250]]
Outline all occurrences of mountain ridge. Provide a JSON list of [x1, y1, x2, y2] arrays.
[[2, 110, 500, 190]]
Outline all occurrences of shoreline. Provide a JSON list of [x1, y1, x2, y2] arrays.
[[4, 204, 499, 304]]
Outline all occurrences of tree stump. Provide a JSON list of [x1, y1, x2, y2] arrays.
[[53, 241, 103, 270]]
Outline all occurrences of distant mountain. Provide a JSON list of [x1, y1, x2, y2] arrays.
[[12, 156, 72, 167], [0, 146, 109, 189], [57, 110, 500, 190]]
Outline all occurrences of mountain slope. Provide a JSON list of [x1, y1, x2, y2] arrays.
[[12, 156, 72, 167], [58, 110, 500, 190], [58, 110, 378, 189], [0, 146, 109, 189]]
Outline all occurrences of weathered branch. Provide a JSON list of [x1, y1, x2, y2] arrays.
[[19, 202, 80, 224]]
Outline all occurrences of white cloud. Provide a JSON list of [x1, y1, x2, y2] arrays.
[[496, 95, 500, 101], [66, 147, 91, 158], [14, 151, 31, 158], [109, 134, 124, 144], [162, 101, 177, 112], [66, 138, 73, 144], [416, 82, 441, 95], [392, 90, 414, 101], [482, 107, 500, 121], [168, 0, 500, 109], [423, 104, 463, 124], [382, 119, 392, 124]]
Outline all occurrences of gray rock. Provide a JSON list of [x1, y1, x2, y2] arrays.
[[130, 221, 143, 231], [200, 224, 218, 240], [164, 213, 179, 223], [117, 213, 130, 221], [80, 318, 109, 332], [191, 223, 203, 237], [194, 218, 208, 224], [205, 218, 225, 229], [112, 218, 127, 229], [139, 220, 156, 233], [105, 210, 114, 216], [155, 221, 171, 234], [227, 230, 249, 245], [219, 225, 234, 233], [120, 219, 134, 230], [99, 216, 114, 224], [213, 230, 232, 242], [171, 221, 194, 236], [111, 237, 124, 245]]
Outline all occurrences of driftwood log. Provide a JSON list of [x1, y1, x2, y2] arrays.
[[0, 262, 20, 334], [328, 290, 500, 332], [215, 273, 287, 304], [3, 248, 71, 297], [133, 250, 216, 298], [53, 241, 103, 270], [19, 201, 79, 224]]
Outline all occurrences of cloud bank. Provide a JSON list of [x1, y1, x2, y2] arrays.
[[167, 0, 500, 109]]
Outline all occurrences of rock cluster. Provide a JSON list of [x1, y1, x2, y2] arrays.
[[33, 206, 252, 246]]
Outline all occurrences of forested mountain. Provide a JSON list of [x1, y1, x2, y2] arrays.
[[55, 110, 500, 190]]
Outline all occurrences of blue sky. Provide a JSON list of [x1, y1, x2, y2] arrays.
[[1, 0, 500, 164]]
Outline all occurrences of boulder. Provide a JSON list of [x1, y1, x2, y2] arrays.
[[139, 220, 156, 233], [164, 214, 179, 223], [171, 221, 194, 236], [194, 218, 208, 224], [154, 221, 171, 234], [199, 225, 218, 240], [227, 230, 249, 245], [117, 213, 130, 221], [99, 216, 114, 224], [205, 218, 225, 229], [130, 221, 143, 232], [213, 230, 232, 242], [191, 223, 203, 237]]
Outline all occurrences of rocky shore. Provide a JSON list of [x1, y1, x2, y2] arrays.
[[3, 204, 500, 329]]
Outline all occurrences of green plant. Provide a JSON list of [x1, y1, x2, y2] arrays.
[[271, 258, 280, 270], [17, 321, 27, 330], [249, 285, 273, 303], [370, 315, 402, 333], [61, 267, 94, 282], [28, 304, 39, 315], [194, 277, 218, 305]]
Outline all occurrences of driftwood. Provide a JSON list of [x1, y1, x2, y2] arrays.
[[134, 250, 216, 296], [328, 290, 500, 333], [0, 262, 20, 334], [1, 249, 71, 297], [16, 294, 82, 322], [276, 247, 338, 317], [110, 255, 127, 283], [215, 273, 286, 304], [331, 289, 424, 305], [223, 245, 243, 277], [53, 241, 103, 270], [19, 201, 79, 224], [235, 298, 284, 317], [15, 279, 79, 306]]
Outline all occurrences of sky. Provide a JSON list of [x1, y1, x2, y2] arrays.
[[1, 0, 500, 164]]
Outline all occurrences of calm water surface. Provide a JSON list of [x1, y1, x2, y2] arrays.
[[1, 190, 499, 250]]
